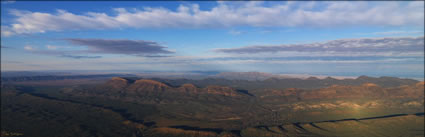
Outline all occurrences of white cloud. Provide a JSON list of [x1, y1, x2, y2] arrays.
[[24, 45, 34, 50], [229, 30, 242, 35], [1, 0, 15, 4], [356, 30, 424, 36], [46, 45, 57, 50], [2, 1, 424, 36], [372, 31, 424, 35], [1, 26, 14, 37]]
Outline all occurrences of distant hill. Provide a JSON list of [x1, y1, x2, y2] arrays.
[[65, 77, 252, 104], [2, 70, 420, 89], [258, 81, 424, 101], [213, 72, 285, 81], [1, 74, 136, 83], [3, 73, 419, 90], [63, 77, 424, 104], [153, 75, 419, 90]]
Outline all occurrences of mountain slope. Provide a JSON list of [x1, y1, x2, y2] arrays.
[[259, 81, 424, 101]]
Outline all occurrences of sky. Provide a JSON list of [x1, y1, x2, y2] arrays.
[[1, 1, 424, 79]]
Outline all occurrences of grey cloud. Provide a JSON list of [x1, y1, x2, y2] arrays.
[[214, 36, 424, 54], [141, 55, 173, 58], [22, 38, 172, 58], [1, 0, 15, 4], [60, 55, 102, 59], [66, 38, 174, 55], [1, 45, 10, 48], [24, 48, 103, 59], [3, 60, 22, 63]]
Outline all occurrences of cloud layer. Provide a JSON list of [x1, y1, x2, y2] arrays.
[[2, 1, 424, 36], [60, 55, 102, 59], [22, 45, 102, 59], [66, 38, 174, 55], [21, 38, 174, 59], [214, 36, 425, 54]]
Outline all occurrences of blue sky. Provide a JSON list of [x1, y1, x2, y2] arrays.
[[1, 1, 424, 79]]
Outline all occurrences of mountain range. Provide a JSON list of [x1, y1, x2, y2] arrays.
[[1, 74, 424, 137]]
